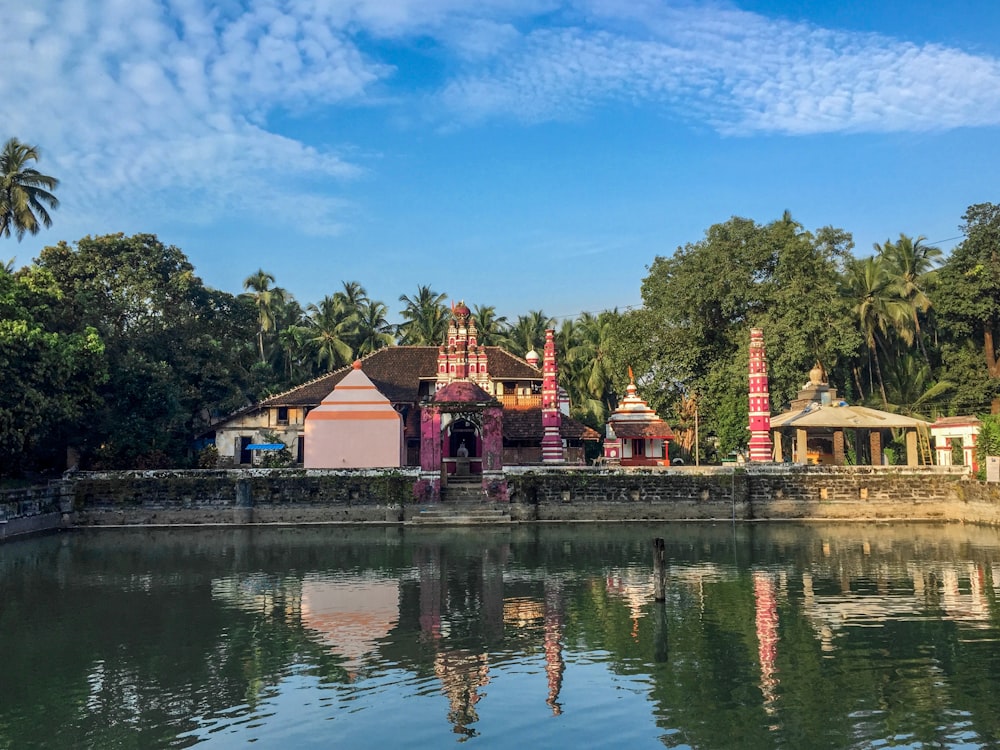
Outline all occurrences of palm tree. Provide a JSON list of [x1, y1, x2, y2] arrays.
[[397, 285, 448, 345], [306, 295, 356, 370], [506, 310, 555, 357], [877, 234, 942, 365], [355, 300, 395, 356], [472, 304, 509, 346], [0, 138, 59, 241], [242, 269, 286, 364], [843, 256, 912, 405]]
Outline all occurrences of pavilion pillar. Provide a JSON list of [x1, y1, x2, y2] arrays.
[[905, 430, 918, 466], [795, 429, 809, 464], [869, 430, 882, 466], [833, 429, 846, 466], [773, 431, 783, 462]]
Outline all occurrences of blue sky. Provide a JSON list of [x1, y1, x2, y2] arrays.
[[5, 0, 1000, 322]]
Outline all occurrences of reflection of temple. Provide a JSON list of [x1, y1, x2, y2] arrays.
[[412, 542, 566, 735], [299, 577, 399, 676]]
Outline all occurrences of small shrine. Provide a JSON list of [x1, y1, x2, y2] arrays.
[[303, 361, 403, 468], [603, 370, 674, 466]]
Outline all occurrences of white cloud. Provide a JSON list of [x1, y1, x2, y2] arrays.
[[3, 0, 1000, 248], [434, 2, 1000, 134]]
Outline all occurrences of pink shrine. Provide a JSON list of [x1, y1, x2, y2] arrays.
[[417, 303, 565, 502], [602, 369, 674, 466]]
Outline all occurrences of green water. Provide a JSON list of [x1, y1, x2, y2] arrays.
[[2, 523, 1000, 749]]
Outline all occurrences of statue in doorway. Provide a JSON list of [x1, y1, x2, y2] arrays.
[[457, 440, 469, 458]]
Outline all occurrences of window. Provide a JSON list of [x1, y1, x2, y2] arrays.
[[276, 406, 289, 425]]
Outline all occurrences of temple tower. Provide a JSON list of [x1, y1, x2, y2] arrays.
[[748, 328, 774, 462], [541, 328, 564, 462]]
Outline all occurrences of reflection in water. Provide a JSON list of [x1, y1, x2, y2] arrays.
[[3, 524, 1000, 748]]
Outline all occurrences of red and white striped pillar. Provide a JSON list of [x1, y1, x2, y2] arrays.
[[748, 327, 774, 462], [541, 328, 564, 463]]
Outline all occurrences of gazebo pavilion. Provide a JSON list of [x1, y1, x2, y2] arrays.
[[769, 365, 931, 466]]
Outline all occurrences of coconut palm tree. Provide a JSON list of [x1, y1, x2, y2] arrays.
[[306, 295, 356, 370], [506, 310, 555, 357], [397, 285, 448, 345], [355, 299, 395, 356], [877, 234, 942, 365], [843, 256, 912, 405], [242, 269, 286, 364], [472, 304, 509, 346], [0, 138, 59, 241]]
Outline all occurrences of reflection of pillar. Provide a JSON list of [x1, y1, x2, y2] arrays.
[[481, 544, 507, 641], [417, 546, 443, 640], [753, 571, 779, 714], [544, 580, 565, 716], [748, 328, 774, 462]]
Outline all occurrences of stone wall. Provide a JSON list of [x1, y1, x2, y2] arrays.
[[504, 465, 991, 523], [2, 465, 998, 543], [0, 481, 74, 540], [71, 468, 417, 527]]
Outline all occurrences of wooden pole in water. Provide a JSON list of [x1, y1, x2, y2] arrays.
[[653, 538, 666, 602]]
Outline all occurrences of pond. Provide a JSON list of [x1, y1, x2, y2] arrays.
[[2, 522, 1000, 749]]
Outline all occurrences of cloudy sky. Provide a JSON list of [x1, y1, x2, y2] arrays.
[[5, 0, 1000, 320]]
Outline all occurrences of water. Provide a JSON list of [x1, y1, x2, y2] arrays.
[[2, 523, 1000, 749]]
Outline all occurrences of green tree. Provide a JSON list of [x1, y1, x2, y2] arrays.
[[36, 233, 253, 467], [506, 310, 554, 357], [627, 214, 859, 454], [306, 295, 356, 370], [0, 138, 59, 241], [936, 203, 1000, 412], [842, 255, 911, 406], [355, 299, 395, 356], [0, 267, 105, 475], [242, 269, 286, 364], [877, 234, 942, 365], [471, 304, 509, 346], [397, 285, 448, 345]]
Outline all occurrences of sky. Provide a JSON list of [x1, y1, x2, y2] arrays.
[[5, 0, 1000, 323]]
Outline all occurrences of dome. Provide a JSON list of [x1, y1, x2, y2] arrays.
[[434, 380, 492, 403], [525, 349, 540, 367]]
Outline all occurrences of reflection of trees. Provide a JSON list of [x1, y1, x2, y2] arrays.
[[5, 524, 1000, 747]]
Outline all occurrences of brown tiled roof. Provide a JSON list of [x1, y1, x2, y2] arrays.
[[501, 409, 600, 442], [259, 345, 540, 408], [611, 422, 674, 439]]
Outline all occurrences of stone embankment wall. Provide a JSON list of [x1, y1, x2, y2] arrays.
[[70, 469, 417, 527], [2, 465, 999, 542], [505, 466, 1000, 524], [0, 481, 74, 540]]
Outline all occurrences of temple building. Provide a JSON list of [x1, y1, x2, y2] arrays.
[[769, 363, 931, 466], [208, 302, 598, 478], [303, 361, 403, 469], [602, 369, 674, 466]]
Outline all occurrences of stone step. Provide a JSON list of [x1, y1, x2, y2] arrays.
[[409, 504, 511, 526]]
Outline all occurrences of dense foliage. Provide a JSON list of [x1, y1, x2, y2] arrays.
[[2, 159, 999, 472]]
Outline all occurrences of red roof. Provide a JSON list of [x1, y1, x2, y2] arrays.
[[611, 422, 674, 439]]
